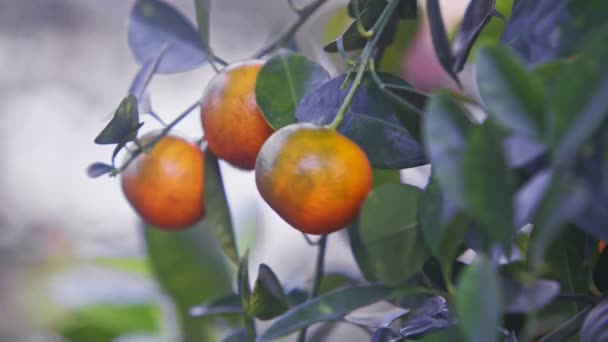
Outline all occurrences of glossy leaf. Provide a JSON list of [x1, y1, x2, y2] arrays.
[[250, 264, 290, 320], [456, 256, 501, 342], [255, 53, 330, 129], [86, 162, 115, 178], [258, 285, 395, 341], [551, 27, 608, 164], [204, 151, 239, 265], [462, 122, 515, 247], [581, 299, 608, 342], [476, 45, 546, 139], [426, 0, 460, 85], [452, 0, 496, 72], [359, 184, 430, 285], [129, 0, 207, 73], [419, 181, 469, 267], [295, 74, 426, 169], [502, 279, 560, 313], [345, 302, 409, 328], [190, 294, 243, 317], [145, 222, 232, 341], [59, 304, 160, 342], [94, 95, 140, 145], [423, 91, 472, 204]]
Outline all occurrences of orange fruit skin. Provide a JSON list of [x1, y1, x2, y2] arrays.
[[255, 123, 373, 235], [600, 240, 606, 253], [201, 59, 274, 170], [121, 134, 205, 230]]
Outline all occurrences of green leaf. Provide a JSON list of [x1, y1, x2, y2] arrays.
[[190, 294, 243, 317], [552, 26, 608, 164], [541, 304, 593, 342], [258, 285, 396, 341], [145, 222, 232, 341], [581, 299, 608, 342], [419, 182, 470, 268], [528, 172, 588, 268], [94, 95, 140, 145], [324, 5, 384, 52], [359, 183, 430, 285], [475, 45, 547, 139], [451, 0, 496, 73], [194, 0, 214, 67], [372, 169, 401, 188], [423, 91, 472, 205], [59, 304, 160, 342], [238, 251, 252, 315], [204, 151, 239, 265], [462, 121, 515, 247], [502, 279, 560, 313], [347, 218, 378, 283], [250, 264, 290, 320], [255, 53, 330, 130], [319, 273, 357, 294], [419, 326, 466, 342], [456, 256, 501, 342], [397, 0, 417, 19]]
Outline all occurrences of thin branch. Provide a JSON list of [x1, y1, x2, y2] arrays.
[[254, 0, 328, 58], [297, 235, 328, 342]]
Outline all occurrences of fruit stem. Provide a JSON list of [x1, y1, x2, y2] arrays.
[[253, 0, 327, 58], [326, 0, 401, 130], [296, 234, 328, 342]]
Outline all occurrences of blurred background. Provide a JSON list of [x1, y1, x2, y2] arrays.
[[0, 0, 471, 340]]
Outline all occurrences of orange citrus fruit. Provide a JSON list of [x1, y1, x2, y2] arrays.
[[600, 240, 606, 253], [121, 133, 205, 230], [201, 59, 274, 170], [255, 123, 373, 235]]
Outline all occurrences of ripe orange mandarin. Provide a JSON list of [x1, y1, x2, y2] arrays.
[[255, 123, 373, 235], [121, 134, 205, 230], [201, 59, 274, 170]]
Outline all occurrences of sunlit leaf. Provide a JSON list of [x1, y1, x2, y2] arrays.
[[256, 53, 330, 129]]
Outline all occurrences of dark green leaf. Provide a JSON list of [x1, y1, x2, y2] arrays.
[[347, 0, 384, 18], [528, 172, 588, 268], [594, 246, 608, 291], [426, 0, 460, 86], [456, 256, 501, 342], [476, 45, 546, 139], [145, 222, 232, 341], [95, 95, 140, 145], [540, 305, 592, 342], [462, 121, 515, 247], [204, 151, 239, 265], [359, 183, 430, 285], [581, 299, 608, 342], [238, 251, 251, 315], [251, 264, 290, 320], [372, 169, 401, 188], [419, 181, 470, 268], [419, 326, 466, 342], [324, 7, 377, 52], [423, 91, 472, 204], [190, 294, 243, 317], [552, 26, 608, 164], [222, 328, 248, 342], [59, 304, 160, 342], [502, 279, 560, 313], [295, 74, 426, 169], [397, 0, 417, 19], [255, 53, 330, 129], [86, 162, 115, 178], [347, 218, 378, 283], [129, 0, 206, 73], [194, 0, 214, 67], [452, 0, 496, 72], [319, 273, 357, 294], [258, 285, 396, 341]]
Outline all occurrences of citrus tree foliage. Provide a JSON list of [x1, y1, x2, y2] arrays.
[[87, 0, 608, 341]]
